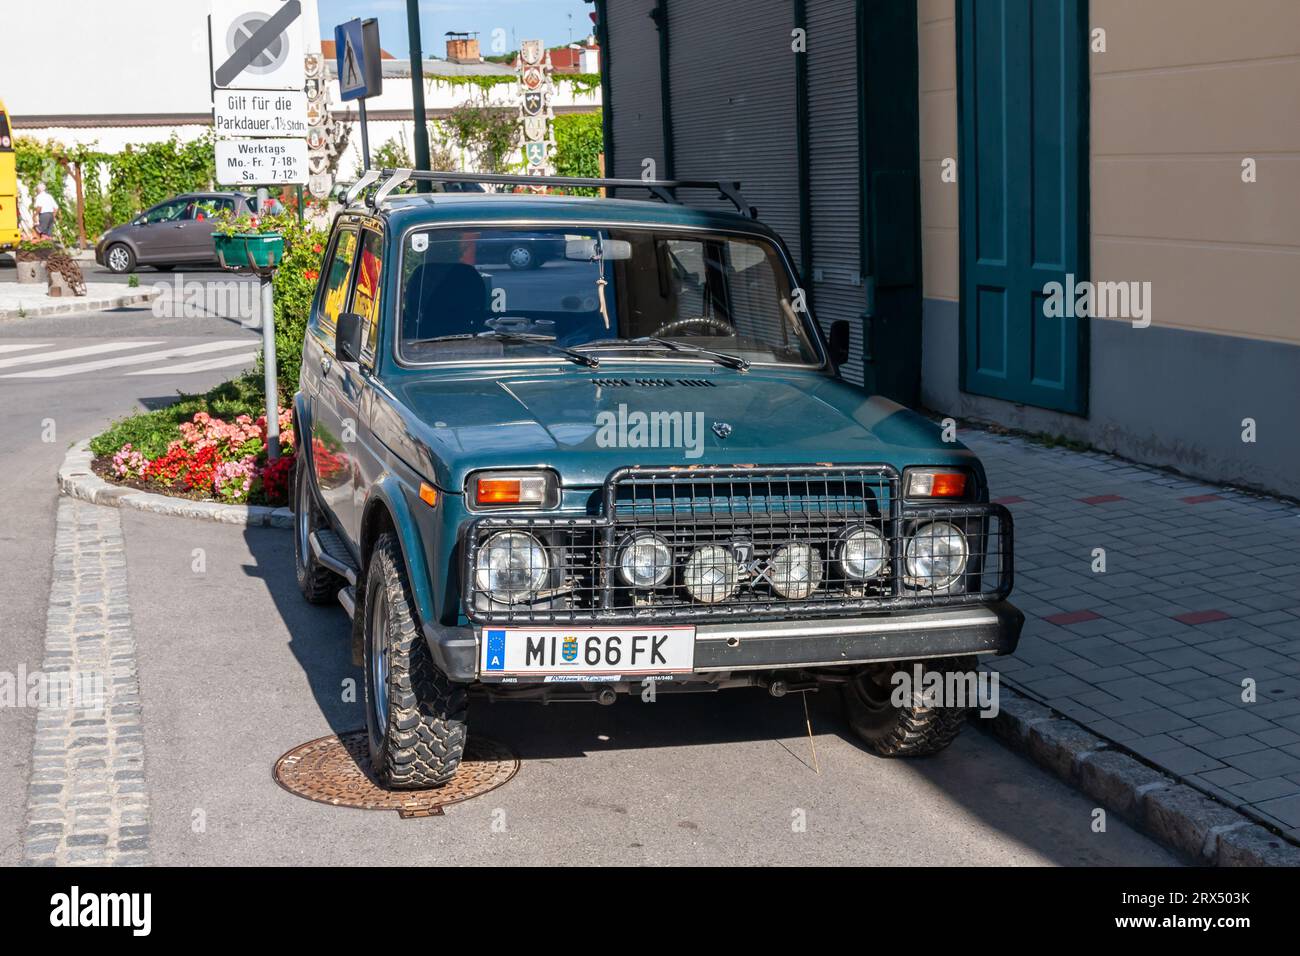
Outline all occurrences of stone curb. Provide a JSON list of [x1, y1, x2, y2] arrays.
[[976, 685, 1300, 866], [0, 288, 160, 321], [59, 439, 291, 529]]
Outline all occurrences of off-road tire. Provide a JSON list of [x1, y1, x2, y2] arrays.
[[294, 454, 343, 604], [843, 657, 977, 757], [363, 533, 468, 788]]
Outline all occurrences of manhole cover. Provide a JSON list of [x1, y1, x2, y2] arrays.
[[274, 731, 519, 818]]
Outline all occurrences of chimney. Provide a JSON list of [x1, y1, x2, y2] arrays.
[[445, 33, 482, 64]]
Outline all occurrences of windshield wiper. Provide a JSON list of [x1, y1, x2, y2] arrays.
[[626, 336, 750, 371], [409, 331, 599, 368]]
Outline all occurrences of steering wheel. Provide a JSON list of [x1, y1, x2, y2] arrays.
[[651, 315, 733, 338]]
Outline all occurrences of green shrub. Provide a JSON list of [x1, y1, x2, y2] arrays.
[[253, 213, 330, 392], [90, 375, 267, 460]]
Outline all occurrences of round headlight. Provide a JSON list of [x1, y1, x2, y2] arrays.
[[617, 532, 673, 588], [474, 531, 549, 603], [769, 543, 823, 599], [682, 545, 738, 604], [905, 522, 968, 590], [839, 526, 887, 580]]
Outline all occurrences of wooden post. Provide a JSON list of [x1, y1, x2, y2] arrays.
[[598, 151, 606, 197], [71, 162, 86, 249]]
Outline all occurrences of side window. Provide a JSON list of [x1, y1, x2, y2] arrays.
[[316, 228, 358, 338], [143, 200, 188, 223], [354, 230, 385, 365]]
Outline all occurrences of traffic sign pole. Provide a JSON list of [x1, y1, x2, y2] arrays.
[[406, 0, 432, 190], [358, 100, 371, 170], [261, 277, 280, 462]]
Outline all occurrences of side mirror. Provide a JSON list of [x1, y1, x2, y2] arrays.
[[335, 312, 364, 363], [829, 320, 851, 366]]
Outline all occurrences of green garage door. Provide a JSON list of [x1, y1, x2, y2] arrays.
[[958, 0, 1089, 414]]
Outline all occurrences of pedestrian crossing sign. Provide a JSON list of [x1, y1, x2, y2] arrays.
[[334, 18, 381, 101]]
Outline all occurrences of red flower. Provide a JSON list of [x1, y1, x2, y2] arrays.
[[259, 453, 296, 506], [312, 243, 323, 254], [304, 268, 319, 281]]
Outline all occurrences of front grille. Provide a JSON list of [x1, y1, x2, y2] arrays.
[[463, 465, 1012, 625]]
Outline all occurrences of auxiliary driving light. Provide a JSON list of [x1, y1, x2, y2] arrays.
[[682, 545, 738, 604], [838, 525, 887, 580], [475, 531, 550, 603], [616, 532, 674, 588], [904, 521, 968, 590], [769, 543, 823, 599]]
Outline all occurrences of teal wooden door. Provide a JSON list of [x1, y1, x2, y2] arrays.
[[958, 0, 1089, 414]]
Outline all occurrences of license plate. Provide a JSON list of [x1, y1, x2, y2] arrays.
[[480, 626, 696, 680]]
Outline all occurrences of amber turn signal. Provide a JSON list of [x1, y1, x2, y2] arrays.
[[419, 483, 439, 507], [905, 469, 968, 498]]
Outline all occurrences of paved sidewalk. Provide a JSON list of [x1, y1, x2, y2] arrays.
[[0, 280, 159, 320], [967, 428, 1300, 842]]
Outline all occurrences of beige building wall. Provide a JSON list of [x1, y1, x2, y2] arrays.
[[916, 0, 1300, 344], [918, 0, 959, 302], [1090, 0, 1300, 346]]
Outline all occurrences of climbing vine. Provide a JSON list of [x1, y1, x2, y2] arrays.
[[552, 113, 603, 194]]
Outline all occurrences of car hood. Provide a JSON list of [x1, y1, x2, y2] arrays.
[[382, 364, 981, 493]]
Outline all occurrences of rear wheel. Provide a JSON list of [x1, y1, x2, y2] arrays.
[[843, 657, 977, 757], [294, 454, 343, 604], [363, 533, 468, 788], [105, 243, 135, 274]]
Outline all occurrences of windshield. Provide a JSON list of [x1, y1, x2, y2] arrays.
[[397, 226, 821, 366]]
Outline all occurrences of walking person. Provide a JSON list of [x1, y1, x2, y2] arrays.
[[32, 183, 58, 239]]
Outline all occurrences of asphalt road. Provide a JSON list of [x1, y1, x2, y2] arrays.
[[0, 271, 260, 865], [0, 284, 1180, 866]]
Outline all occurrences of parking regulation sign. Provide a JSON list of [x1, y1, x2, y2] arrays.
[[216, 138, 308, 185], [211, 0, 305, 91]]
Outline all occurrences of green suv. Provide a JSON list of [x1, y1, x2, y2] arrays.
[[293, 170, 1021, 788]]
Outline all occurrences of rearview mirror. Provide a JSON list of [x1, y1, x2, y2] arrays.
[[829, 320, 851, 366], [565, 238, 632, 261], [335, 312, 364, 363]]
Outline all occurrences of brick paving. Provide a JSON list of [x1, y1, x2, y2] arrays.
[[967, 428, 1300, 842], [23, 498, 149, 865]]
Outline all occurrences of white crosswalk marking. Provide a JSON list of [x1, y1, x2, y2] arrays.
[[1, 340, 254, 379], [126, 351, 259, 375], [0, 341, 163, 371], [0, 343, 53, 355]]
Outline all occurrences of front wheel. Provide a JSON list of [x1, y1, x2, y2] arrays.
[[363, 533, 468, 788], [105, 243, 135, 274], [843, 657, 977, 757]]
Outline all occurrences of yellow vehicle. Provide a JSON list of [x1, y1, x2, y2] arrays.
[[0, 100, 18, 251]]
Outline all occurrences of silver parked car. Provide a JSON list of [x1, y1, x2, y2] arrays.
[[95, 192, 256, 274]]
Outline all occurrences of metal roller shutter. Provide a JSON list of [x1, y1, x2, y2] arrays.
[[605, 2, 665, 181], [807, 0, 865, 386], [665, 0, 801, 267]]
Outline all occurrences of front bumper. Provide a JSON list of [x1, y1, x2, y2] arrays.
[[423, 601, 1023, 684]]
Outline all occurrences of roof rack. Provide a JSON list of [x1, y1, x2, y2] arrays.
[[346, 168, 757, 218]]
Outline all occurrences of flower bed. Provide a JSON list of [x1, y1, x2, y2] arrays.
[[89, 375, 297, 507]]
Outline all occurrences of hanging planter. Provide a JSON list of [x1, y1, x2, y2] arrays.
[[215, 232, 285, 271]]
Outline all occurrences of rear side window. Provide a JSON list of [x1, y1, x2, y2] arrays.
[[316, 228, 358, 337], [354, 230, 384, 365]]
